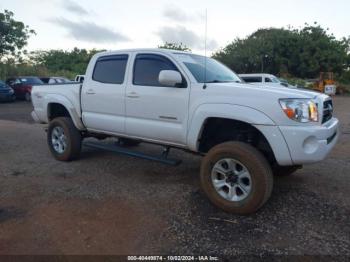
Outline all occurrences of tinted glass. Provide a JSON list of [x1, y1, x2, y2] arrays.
[[133, 54, 178, 86], [19, 77, 43, 85], [93, 55, 128, 84], [241, 77, 263, 83], [265, 78, 272, 82]]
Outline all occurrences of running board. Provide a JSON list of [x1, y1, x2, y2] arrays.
[[84, 142, 182, 166]]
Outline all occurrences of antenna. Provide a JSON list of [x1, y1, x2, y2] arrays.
[[203, 8, 207, 89]]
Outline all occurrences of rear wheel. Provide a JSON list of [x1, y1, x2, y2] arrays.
[[200, 141, 273, 215], [25, 92, 31, 102], [47, 117, 82, 161]]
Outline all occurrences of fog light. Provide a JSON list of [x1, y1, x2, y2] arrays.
[[303, 136, 318, 154]]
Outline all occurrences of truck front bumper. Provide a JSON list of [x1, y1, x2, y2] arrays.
[[279, 118, 339, 165]]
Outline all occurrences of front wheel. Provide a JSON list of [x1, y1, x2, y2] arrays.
[[47, 117, 82, 161], [200, 141, 273, 215]]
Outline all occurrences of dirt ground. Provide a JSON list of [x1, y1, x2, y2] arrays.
[[0, 97, 349, 257]]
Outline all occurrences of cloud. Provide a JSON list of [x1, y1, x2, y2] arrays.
[[157, 26, 218, 51], [163, 5, 205, 23], [50, 18, 130, 44], [62, 0, 90, 15], [163, 5, 193, 22]]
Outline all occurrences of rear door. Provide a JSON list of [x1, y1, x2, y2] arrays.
[[81, 54, 129, 134], [125, 53, 190, 145]]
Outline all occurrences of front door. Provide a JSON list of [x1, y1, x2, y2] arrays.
[[125, 53, 190, 145]]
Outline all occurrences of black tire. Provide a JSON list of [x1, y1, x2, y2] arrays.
[[200, 141, 273, 215], [47, 117, 82, 161], [118, 138, 141, 147], [272, 165, 302, 176], [25, 92, 31, 102]]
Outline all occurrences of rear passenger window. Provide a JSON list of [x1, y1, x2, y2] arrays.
[[133, 54, 179, 86], [242, 77, 262, 83], [93, 55, 128, 84]]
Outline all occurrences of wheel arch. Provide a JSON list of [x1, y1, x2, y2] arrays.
[[187, 104, 291, 165], [45, 95, 85, 130], [187, 104, 275, 150]]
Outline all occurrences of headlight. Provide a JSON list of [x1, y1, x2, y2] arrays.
[[279, 99, 318, 123]]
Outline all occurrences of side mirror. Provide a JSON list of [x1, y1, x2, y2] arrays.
[[159, 70, 182, 87]]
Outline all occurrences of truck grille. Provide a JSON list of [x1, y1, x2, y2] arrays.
[[322, 100, 333, 124]]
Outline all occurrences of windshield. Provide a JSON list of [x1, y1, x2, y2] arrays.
[[20, 77, 44, 85], [175, 54, 242, 83], [270, 76, 280, 83]]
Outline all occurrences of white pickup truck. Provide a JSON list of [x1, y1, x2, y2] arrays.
[[31, 48, 339, 214]]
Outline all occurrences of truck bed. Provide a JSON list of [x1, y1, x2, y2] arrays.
[[31, 83, 82, 124]]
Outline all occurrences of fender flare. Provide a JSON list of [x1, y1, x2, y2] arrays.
[[45, 94, 85, 130], [186, 103, 276, 151]]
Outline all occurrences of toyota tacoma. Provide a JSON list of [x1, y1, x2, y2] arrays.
[[31, 49, 339, 214]]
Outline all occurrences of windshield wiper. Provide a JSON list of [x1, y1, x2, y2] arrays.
[[205, 80, 223, 83]]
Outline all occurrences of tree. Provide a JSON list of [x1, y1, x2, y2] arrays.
[[158, 42, 191, 51], [0, 10, 35, 59], [213, 24, 350, 79], [30, 48, 104, 79]]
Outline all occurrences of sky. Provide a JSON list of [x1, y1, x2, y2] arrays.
[[1, 0, 349, 54]]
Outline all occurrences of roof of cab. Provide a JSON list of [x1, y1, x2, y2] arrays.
[[95, 48, 192, 56]]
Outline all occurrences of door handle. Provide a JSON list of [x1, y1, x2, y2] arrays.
[[86, 89, 96, 95], [127, 92, 139, 98]]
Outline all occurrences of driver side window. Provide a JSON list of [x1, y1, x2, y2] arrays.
[[133, 54, 184, 87]]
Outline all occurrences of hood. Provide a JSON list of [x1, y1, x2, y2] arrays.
[[203, 82, 330, 126], [249, 84, 330, 101]]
